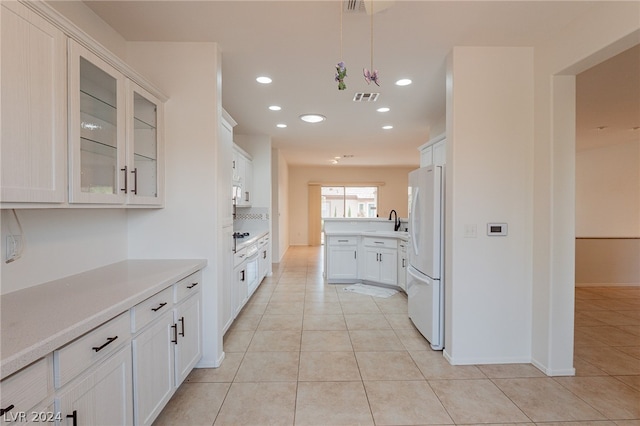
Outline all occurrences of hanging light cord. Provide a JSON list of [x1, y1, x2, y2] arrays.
[[370, 4, 374, 70], [340, 3, 344, 61]]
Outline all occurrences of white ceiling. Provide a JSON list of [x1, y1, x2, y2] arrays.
[[81, 1, 639, 165]]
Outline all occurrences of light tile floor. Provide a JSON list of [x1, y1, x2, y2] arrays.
[[154, 246, 640, 426]]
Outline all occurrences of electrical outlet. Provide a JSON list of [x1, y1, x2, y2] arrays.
[[6, 234, 23, 261]]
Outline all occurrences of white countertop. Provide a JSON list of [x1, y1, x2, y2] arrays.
[[324, 230, 409, 241], [234, 230, 268, 252], [1, 259, 206, 380]]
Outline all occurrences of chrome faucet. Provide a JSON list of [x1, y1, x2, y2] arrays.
[[388, 209, 401, 231]]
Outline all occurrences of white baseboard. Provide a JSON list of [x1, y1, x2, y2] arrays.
[[531, 358, 576, 376], [195, 351, 225, 369]]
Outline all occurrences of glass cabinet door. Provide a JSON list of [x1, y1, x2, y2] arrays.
[[69, 40, 126, 204], [127, 82, 164, 205]]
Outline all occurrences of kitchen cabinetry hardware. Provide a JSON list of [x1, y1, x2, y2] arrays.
[[131, 168, 138, 195], [179, 317, 185, 337], [171, 324, 178, 344], [66, 410, 78, 426], [92, 336, 118, 352], [120, 166, 128, 193], [375, 241, 384, 244], [186, 283, 198, 289], [151, 302, 167, 312], [338, 239, 348, 242], [241, 270, 245, 281], [0, 404, 15, 416]]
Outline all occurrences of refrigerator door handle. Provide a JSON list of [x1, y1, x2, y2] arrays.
[[410, 186, 420, 256]]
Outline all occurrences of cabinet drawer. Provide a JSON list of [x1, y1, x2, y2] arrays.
[[54, 311, 130, 388], [328, 236, 357, 245], [131, 286, 173, 333], [0, 357, 51, 418], [174, 271, 202, 304], [363, 237, 398, 249]]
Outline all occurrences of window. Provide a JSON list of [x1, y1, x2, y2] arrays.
[[321, 186, 378, 218]]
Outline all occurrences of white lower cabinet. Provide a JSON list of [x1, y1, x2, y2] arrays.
[[173, 292, 202, 385], [0, 357, 54, 425], [233, 262, 248, 318], [258, 235, 270, 282], [361, 238, 398, 286], [132, 272, 203, 426], [326, 236, 358, 280], [398, 241, 408, 291], [132, 310, 174, 426], [57, 346, 133, 426]]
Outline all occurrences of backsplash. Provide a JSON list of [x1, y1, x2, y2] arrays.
[[234, 207, 269, 232]]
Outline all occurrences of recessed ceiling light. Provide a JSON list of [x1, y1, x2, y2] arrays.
[[395, 79, 412, 86], [276, 123, 287, 128], [299, 114, 326, 123], [269, 105, 281, 111], [256, 76, 272, 84], [382, 125, 393, 130], [377, 107, 390, 112]]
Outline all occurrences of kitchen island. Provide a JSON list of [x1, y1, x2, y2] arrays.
[[323, 218, 408, 290]]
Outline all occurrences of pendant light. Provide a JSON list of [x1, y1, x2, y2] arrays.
[[363, 0, 380, 86], [335, 2, 347, 90]]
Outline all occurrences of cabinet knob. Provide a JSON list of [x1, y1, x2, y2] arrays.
[[187, 282, 199, 289]]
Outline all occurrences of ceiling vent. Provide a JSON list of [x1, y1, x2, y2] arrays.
[[344, 0, 366, 13], [353, 92, 379, 102]]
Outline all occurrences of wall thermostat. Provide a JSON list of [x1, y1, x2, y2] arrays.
[[487, 223, 508, 236]]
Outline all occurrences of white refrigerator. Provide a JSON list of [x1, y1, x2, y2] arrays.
[[407, 165, 444, 350]]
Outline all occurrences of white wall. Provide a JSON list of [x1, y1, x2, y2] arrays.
[[272, 149, 289, 262], [444, 47, 534, 365], [47, 0, 127, 60], [531, 3, 640, 375], [124, 42, 224, 368], [288, 166, 414, 246], [0, 209, 128, 294], [576, 140, 640, 237]]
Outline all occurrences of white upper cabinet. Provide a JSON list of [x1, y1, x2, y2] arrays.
[[68, 40, 127, 204], [1, 2, 67, 204], [232, 145, 252, 207], [418, 133, 446, 167], [68, 40, 164, 206], [126, 81, 164, 206]]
